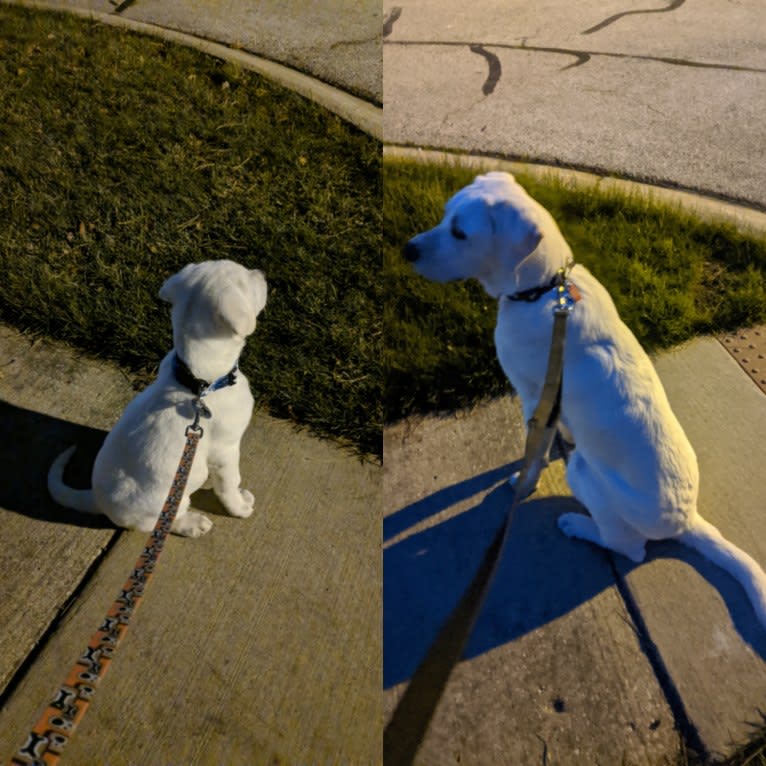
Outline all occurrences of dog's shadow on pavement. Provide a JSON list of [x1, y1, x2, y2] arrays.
[[384, 462, 766, 689], [384, 464, 608, 689], [0, 400, 113, 528], [0, 399, 231, 527]]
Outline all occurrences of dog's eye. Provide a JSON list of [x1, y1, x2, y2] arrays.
[[451, 219, 467, 240]]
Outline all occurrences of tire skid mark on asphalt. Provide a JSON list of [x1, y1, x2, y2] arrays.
[[583, 0, 686, 36], [468, 44, 501, 95], [110, 0, 138, 14], [383, 7, 403, 39]]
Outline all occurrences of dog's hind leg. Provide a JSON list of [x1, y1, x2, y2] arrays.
[[560, 452, 647, 563], [558, 513, 648, 563]]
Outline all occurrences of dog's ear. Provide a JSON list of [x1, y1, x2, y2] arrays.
[[492, 199, 543, 259], [159, 263, 198, 304], [216, 269, 268, 338], [250, 269, 268, 316]]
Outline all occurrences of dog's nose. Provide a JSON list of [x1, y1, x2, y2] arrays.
[[403, 241, 420, 263]]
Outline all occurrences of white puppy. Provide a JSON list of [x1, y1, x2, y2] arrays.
[[404, 171, 766, 627], [48, 260, 267, 538]]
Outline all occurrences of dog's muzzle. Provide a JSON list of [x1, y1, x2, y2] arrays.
[[403, 241, 420, 263]]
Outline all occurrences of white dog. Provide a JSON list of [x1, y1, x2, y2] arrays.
[[404, 171, 766, 627], [48, 260, 267, 538]]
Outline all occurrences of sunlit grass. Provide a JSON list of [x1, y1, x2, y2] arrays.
[[384, 159, 766, 423], [0, 5, 382, 456]]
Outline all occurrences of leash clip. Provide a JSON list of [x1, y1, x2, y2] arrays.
[[186, 396, 211, 437]]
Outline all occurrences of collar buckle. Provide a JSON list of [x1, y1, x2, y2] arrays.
[[506, 262, 579, 314], [173, 353, 239, 400], [553, 267, 579, 316]]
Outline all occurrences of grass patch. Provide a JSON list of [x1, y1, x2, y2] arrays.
[[384, 159, 766, 422], [722, 738, 766, 766], [675, 728, 766, 766], [0, 5, 381, 457]]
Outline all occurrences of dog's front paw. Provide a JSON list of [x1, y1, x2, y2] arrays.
[[172, 510, 213, 538], [224, 488, 255, 518], [558, 512, 590, 539]]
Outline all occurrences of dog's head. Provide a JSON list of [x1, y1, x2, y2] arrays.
[[159, 260, 268, 345], [403, 172, 544, 297]]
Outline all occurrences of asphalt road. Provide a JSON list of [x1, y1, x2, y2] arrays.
[[384, 0, 766, 208], [46, 0, 382, 103]]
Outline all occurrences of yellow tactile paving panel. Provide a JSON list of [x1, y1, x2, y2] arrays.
[[719, 326, 766, 394]]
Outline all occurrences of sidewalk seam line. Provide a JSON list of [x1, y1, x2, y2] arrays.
[[0, 530, 122, 711], [608, 555, 708, 762]]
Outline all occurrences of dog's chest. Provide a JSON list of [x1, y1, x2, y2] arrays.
[[494, 301, 555, 401], [199, 380, 254, 440]]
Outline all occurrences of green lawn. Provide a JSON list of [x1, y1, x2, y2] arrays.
[[384, 159, 766, 423], [0, 5, 381, 457]]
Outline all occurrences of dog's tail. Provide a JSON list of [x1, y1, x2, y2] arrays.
[[47, 446, 98, 514], [678, 516, 766, 628]]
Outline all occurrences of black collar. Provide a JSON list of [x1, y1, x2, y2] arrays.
[[506, 263, 575, 303], [506, 274, 560, 303], [173, 353, 238, 397]]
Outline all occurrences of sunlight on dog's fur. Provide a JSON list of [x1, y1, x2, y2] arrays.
[[48, 260, 267, 537], [404, 171, 766, 628]]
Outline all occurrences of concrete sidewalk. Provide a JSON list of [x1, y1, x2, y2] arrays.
[[0, 323, 381, 764], [385, 338, 766, 764]]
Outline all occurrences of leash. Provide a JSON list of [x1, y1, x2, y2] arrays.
[[383, 268, 578, 766], [8, 399, 208, 766]]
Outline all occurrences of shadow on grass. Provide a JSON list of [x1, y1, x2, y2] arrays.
[[0, 399, 112, 529], [384, 463, 766, 689]]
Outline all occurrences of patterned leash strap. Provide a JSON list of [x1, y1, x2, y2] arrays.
[[8, 421, 203, 766]]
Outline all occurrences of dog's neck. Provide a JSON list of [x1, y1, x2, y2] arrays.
[[480, 229, 573, 300], [173, 336, 246, 384]]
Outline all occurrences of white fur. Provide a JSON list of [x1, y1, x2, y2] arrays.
[[48, 260, 267, 538], [406, 171, 766, 628]]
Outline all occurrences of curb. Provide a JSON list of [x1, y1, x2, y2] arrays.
[[384, 146, 766, 235], [3, 0, 382, 139]]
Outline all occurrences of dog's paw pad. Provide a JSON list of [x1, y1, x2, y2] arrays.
[[224, 490, 255, 518], [173, 511, 213, 538], [558, 512, 587, 538], [229, 505, 254, 519]]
